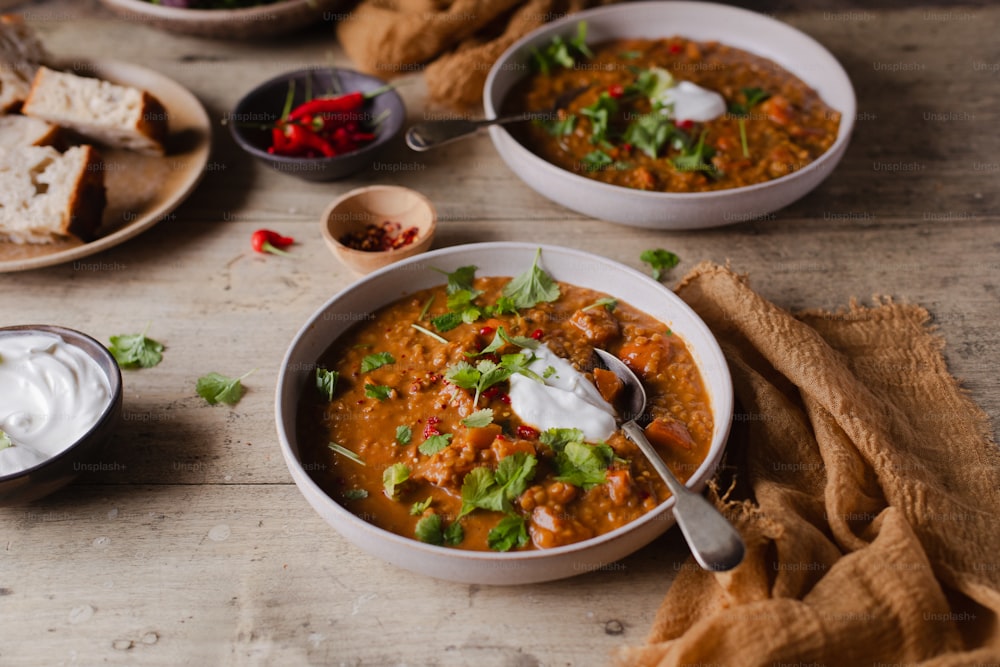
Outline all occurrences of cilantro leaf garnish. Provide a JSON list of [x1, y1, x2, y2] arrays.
[[431, 311, 463, 333], [383, 463, 410, 499], [343, 488, 368, 501], [580, 149, 628, 172], [415, 513, 464, 546], [395, 424, 412, 446], [488, 514, 529, 552], [501, 248, 560, 310], [619, 50, 641, 60], [530, 21, 592, 75], [364, 384, 393, 401], [418, 433, 453, 456], [640, 248, 680, 281], [631, 67, 675, 102], [728, 88, 771, 158], [554, 441, 613, 490], [670, 129, 718, 176], [360, 352, 395, 373], [582, 297, 617, 312], [411, 324, 448, 344], [459, 453, 538, 517], [315, 367, 339, 400], [540, 427, 585, 452], [543, 366, 557, 379], [410, 497, 433, 515], [485, 296, 519, 317], [623, 112, 676, 159], [537, 113, 577, 137], [109, 327, 164, 369], [434, 265, 478, 295], [580, 91, 618, 145], [462, 408, 494, 428], [0, 429, 12, 451], [475, 326, 538, 357], [328, 442, 365, 466], [196, 369, 255, 406]]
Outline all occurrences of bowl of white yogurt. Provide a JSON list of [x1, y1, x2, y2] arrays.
[[0, 325, 123, 504]]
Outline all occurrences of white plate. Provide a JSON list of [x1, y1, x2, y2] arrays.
[[0, 60, 211, 272]]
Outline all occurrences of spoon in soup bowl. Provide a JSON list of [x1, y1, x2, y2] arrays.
[[405, 85, 589, 151], [592, 348, 745, 572]]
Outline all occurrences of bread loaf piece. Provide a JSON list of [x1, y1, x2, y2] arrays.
[[23, 67, 167, 156], [0, 144, 105, 244], [0, 114, 59, 149], [0, 14, 51, 112]]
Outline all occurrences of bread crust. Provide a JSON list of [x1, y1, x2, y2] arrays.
[[63, 145, 106, 242]]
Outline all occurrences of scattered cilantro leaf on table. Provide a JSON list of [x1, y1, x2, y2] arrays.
[[196, 369, 255, 406], [640, 248, 681, 281], [109, 326, 164, 369]]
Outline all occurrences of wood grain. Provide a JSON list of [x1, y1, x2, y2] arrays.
[[1, 2, 997, 665]]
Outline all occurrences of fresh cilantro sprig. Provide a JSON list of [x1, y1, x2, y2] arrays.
[[343, 488, 368, 501], [395, 425, 412, 445], [364, 384, 393, 401], [537, 113, 577, 138], [415, 513, 464, 546], [540, 427, 585, 451], [728, 87, 771, 158], [461, 408, 494, 428], [501, 248, 560, 309], [410, 497, 433, 515], [671, 129, 718, 176], [459, 453, 538, 518], [383, 463, 410, 499], [360, 352, 395, 373], [555, 441, 614, 490], [109, 325, 164, 369], [640, 249, 680, 281], [474, 326, 539, 357], [622, 112, 678, 159], [580, 91, 618, 145], [315, 367, 339, 400], [196, 369, 255, 405], [0, 429, 12, 451], [530, 21, 593, 75], [582, 297, 617, 312], [487, 514, 529, 552], [446, 352, 541, 407], [418, 433, 453, 456]]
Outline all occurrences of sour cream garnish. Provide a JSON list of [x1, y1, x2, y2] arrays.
[[645, 67, 727, 123], [507, 344, 617, 442], [0, 332, 111, 477]]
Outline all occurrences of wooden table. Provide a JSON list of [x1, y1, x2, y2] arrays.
[[2, 2, 997, 664]]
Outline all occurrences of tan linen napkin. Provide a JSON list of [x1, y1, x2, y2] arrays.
[[615, 262, 1000, 666], [335, 0, 617, 108]]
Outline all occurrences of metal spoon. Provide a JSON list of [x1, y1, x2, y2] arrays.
[[405, 86, 589, 151], [593, 348, 745, 572]]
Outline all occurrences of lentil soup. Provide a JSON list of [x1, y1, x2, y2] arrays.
[[298, 264, 714, 553], [504, 34, 841, 192]]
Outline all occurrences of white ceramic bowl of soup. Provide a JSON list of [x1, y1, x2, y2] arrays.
[[275, 243, 733, 584], [483, 1, 856, 229]]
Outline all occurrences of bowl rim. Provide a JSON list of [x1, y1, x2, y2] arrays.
[[482, 0, 857, 203], [228, 67, 405, 167], [100, 0, 322, 18], [275, 241, 734, 565], [0, 324, 123, 482], [320, 184, 438, 258]]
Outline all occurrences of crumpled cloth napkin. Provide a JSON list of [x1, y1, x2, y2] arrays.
[[614, 262, 1000, 666], [335, 0, 616, 108]]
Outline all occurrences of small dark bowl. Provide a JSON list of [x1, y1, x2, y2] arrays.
[[229, 68, 405, 182], [0, 325, 123, 505]]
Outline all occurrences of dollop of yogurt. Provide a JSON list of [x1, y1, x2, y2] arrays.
[[645, 67, 727, 123], [0, 332, 111, 477], [507, 344, 617, 442]]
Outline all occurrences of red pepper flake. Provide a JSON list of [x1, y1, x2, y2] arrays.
[[516, 425, 540, 440], [478, 326, 495, 338], [530, 329, 544, 340], [423, 416, 441, 438], [669, 43, 682, 54], [251, 229, 294, 256], [339, 220, 419, 252], [500, 394, 511, 405], [481, 386, 504, 402], [607, 83, 625, 99], [676, 119, 694, 130]]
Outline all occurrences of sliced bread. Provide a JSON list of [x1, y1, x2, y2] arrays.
[[0, 114, 59, 149], [0, 144, 105, 244], [0, 14, 50, 112], [23, 66, 167, 156]]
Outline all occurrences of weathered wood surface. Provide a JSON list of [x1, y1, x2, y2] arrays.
[[1, 1, 997, 664]]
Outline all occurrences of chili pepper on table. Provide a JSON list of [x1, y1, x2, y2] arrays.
[[251, 229, 294, 256]]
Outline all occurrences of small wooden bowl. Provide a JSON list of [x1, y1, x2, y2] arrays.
[[321, 186, 436, 275]]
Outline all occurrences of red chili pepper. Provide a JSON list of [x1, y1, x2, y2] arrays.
[[530, 329, 544, 340], [287, 83, 395, 121], [268, 127, 288, 155], [251, 229, 294, 256], [516, 425, 540, 440], [285, 123, 336, 157], [607, 83, 625, 99]]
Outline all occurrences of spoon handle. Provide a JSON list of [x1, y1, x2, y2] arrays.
[[405, 115, 530, 151], [621, 421, 746, 572]]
